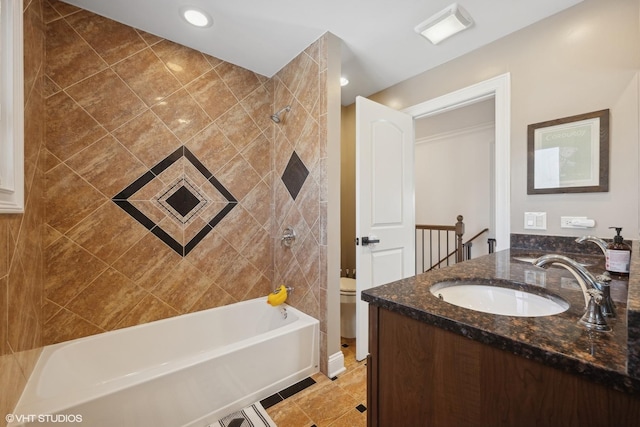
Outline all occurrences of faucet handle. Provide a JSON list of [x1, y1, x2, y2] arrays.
[[586, 288, 603, 304], [593, 272, 616, 318], [581, 289, 611, 332]]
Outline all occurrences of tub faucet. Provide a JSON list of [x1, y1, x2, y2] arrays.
[[533, 254, 611, 331], [575, 235, 608, 256]]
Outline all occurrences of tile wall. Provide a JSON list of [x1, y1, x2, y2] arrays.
[[42, 1, 331, 372], [0, 0, 46, 417], [272, 37, 329, 367]]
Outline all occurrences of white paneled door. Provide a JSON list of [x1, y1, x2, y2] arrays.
[[355, 96, 415, 361]]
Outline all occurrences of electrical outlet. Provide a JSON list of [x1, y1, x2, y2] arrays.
[[561, 216, 595, 228], [524, 212, 546, 230]]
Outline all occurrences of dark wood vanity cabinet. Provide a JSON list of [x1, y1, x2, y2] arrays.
[[367, 305, 640, 427]]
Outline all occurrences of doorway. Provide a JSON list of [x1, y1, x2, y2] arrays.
[[415, 97, 495, 262], [340, 73, 511, 362]]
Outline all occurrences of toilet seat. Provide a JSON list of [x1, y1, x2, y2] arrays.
[[340, 277, 356, 295]]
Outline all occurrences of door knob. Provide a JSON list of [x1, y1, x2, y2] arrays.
[[361, 236, 380, 246]]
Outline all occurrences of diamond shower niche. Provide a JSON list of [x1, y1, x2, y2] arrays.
[[113, 146, 237, 256]]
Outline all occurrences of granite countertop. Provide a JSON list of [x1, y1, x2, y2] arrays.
[[362, 240, 640, 395]]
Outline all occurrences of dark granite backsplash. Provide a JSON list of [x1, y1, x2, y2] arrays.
[[511, 232, 615, 255]]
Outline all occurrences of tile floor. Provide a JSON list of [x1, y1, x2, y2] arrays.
[[264, 338, 367, 427]]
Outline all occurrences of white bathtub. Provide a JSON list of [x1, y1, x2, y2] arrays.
[[11, 298, 319, 427]]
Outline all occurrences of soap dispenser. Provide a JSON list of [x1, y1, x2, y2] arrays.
[[605, 227, 631, 276]]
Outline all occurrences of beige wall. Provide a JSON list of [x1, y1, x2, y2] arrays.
[[1, 0, 46, 417], [342, 0, 640, 247]]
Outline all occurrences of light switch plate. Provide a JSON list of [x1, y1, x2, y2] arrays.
[[524, 212, 547, 230]]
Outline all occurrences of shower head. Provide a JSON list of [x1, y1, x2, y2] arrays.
[[270, 105, 291, 123]]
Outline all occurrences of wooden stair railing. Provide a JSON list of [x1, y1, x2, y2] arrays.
[[415, 215, 490, 274], [415, 215, 464, 274]]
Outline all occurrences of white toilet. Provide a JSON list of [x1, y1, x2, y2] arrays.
[[340, 277, 357, 339]]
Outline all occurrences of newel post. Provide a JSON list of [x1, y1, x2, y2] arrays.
[[455, 215, 464, 263]]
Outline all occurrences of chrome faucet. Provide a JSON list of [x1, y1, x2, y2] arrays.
[[533, 254, 611, 331], [575, 235, 608, 256], [575, 235, 616, 318]]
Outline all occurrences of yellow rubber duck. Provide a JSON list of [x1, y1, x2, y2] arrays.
[[267, 285, 288, 306]]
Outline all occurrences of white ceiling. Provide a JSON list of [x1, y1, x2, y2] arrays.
[[61, 0, 583, 106]]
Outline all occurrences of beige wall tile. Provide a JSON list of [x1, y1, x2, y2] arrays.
[[0, 222, 8, 279], [65, 69, 146, 131], [150, 260, 213, 313], [188, 282, 235, 312], [45, 163, 107, 233], [113, 48, 182, 107], [242, 181, 271, 227], [45, 236, 108, 306], [186, 70, 237, 121], [0, 354, 27, 420], [184, 123, 238, 175], [215, 62, 261, 101], [114, 294, 180, 329], [151, 88, 211, 142], [215, 104, 261, 151], [45, 307, 104, 344], [45, 17, 107, 89], [112, 233, 182, 290], [240, 85, 273, 134], [65, 10, 147, 65], [215, 206, 262, 253], [215, 257, 262, 301], [135, 29, 161, 47], [112, 110, 182, 168], [241, 134, 272, 179], [216, 154, 261, 201], [45, 91, 107, 161], [151, 40, 213, 85], [66, 268, 146, 330], [66, 202, 148, 265], [46, 1, 80, 20], [185, 230, 239, 280], [0, 276, 8, 356], [66, 135, 148, 197]]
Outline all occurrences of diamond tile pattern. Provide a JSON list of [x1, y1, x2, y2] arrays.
[[282, 151, 309, 200], [164, 184, 202, 218], [113, 146, 237, 257]]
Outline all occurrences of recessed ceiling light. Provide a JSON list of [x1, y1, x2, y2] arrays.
[[415, 3, 473, 45], [340, 77, 349, 87], [180, 7, 213, 28]]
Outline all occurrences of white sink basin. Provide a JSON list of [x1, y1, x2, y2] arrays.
[[430, 281, 569, 317]]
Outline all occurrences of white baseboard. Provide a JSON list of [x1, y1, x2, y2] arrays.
[[327, 351, 346, 378]]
